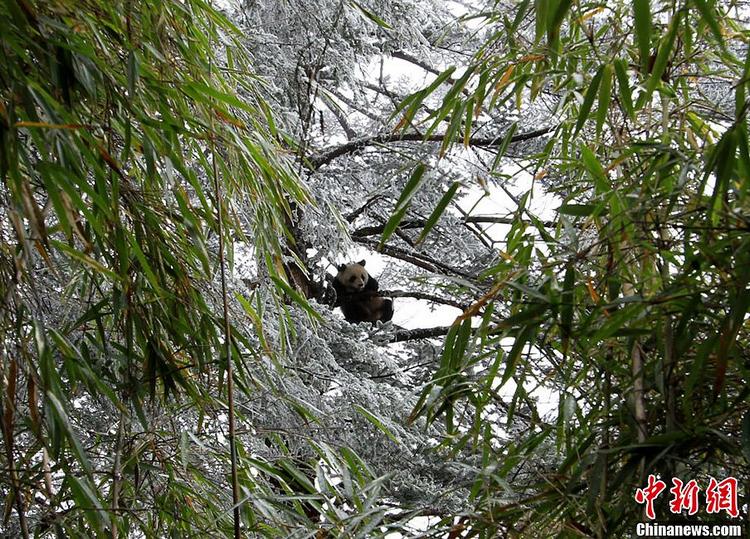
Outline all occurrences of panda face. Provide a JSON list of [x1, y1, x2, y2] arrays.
[[336, 260, 369, 293]]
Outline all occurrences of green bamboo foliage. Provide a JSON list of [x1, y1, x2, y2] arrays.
[[0, 0, 311, 536], [397, 0, 750, 536]]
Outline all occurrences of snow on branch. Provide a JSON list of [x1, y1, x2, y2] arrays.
[[308, 126, 555, 169], [382, 290, 468, 311], [390, 325, 454, 342], [352, 216, 557, 237], [352, 237, 476, 279]]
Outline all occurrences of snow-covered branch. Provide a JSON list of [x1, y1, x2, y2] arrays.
[[308, 126, 555, 169]]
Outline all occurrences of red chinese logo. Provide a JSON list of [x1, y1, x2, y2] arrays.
[[706, 476, 739, 518], [669, 478, 700, 515], [634, 475, 740, 519], [634, 474, 666, 520]]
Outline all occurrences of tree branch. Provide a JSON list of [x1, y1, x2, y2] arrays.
[[353, 236, 476, 279], [352, 216, 557, 237], [308, 126, 555, 169], [382, 290, 468, 311], [390, 50, 470, 97], [346, 195, 385, 222], [466, 215, 557, 228], [352, 220, 424, 236], [391, 325, 454, 342], [321, 93, 357, 140], [323, 87, 383, 123]]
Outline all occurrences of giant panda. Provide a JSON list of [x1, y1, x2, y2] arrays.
[[332, 260, 393, 323]]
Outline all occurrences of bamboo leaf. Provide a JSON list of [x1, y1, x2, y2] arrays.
[[353, 405, 400, 445], [707, 128, 738, 225], [692, 0, 724, 47], [614, 59, 634, 119], [68, 475, 110, 532], [535, 0, 550, 44], [50, 240, 121, 281], [645, 13, 679, 98], [416, 181, 460, 244], [502, 324, 535, 385], [596, 64, 613, 138], [548, 0, 573, 47], [46, 392, 93, 478], [270, 276, 322, 321], [558, 203, 602, 216], [633, 0, 652, 72], [580, 145, 609, 194], [392, 67, 456, 125], [573, 65, 604, 138], [379, 163, 427, 247], [560, 264, 575, 345], [350, 1, 392, 29], [183, 81, 254, 113]]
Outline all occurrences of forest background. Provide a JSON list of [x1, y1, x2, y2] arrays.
[[1, 0, 750, 537]]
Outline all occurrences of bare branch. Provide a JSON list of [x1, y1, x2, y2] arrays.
[[391, 50, 470, 97], [466, 215, 557, 228], [308, 126, 555, 169], [346, 195, 385, 222], [322, 87, 382, 123], [383, 290, 468, 311], [352, 220, 424, 236], [353, 236, 477, 279], [321, 93, 357, 140], [352, 216, 557, 237], [391, 326, 454, 342]]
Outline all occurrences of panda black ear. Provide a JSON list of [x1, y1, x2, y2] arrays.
[[337, 264, 347, 272], [357, 259, 366, 267]]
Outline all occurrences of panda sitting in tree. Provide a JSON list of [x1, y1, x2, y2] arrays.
[[332, 260, 393, 323]]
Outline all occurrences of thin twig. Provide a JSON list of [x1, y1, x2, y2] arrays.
[[209, 47, 241, 539]]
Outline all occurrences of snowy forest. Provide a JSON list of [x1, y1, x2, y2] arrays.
[[1, 0, 750, 537]]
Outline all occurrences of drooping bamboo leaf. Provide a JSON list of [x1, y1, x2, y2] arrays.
[[491, 123, 518, 170], [270, 276, 322, 321], [692, 0, 725, 47], [68, 475, 110, 533], [350, 1, 392, 29], [548, 0, 573, 48], [596, 64, 613, 138], [737, 45, 750, 119], [580, 145, 609, 194], [353, 405, 400, 445], [379, 163, 427, 247], [645, 13, 679, 99], [416, 181, 460, 244], [391, 67, 456, 126], [706, 127, 738, 225], [560, 264, 575, 347], [502, 324, 535, 386], [46, 392, 93, 478], [558, 203, 603, 217], [633, 0, 652, 72], [573, 65, 604, 137], [614, 59, 634, 119], [535, 0, 550, 44], [50, 240, 121, 282]]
